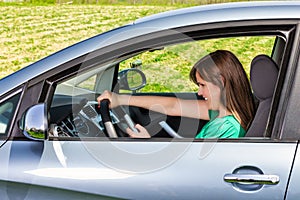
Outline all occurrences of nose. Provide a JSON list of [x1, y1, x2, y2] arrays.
[[197, 86, 203, 96]]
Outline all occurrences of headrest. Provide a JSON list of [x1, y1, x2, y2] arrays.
[[250, 55, 278, 101]]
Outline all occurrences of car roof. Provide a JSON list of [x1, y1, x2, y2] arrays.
[[134, 1, 300, 26], [1, 1, 300, 96]]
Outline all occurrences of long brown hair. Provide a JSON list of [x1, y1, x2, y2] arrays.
[[190, 50, 255, 130]]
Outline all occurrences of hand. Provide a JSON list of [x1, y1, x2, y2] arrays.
[[126, 124, 151, 138], [97, 90, 119, 108]]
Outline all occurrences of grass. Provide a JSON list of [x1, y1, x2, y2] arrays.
[[0, 4, 176, 78], [0, 0, 247, 6], [0, 3, 273, 91]]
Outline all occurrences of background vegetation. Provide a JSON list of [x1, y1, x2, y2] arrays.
[[0, 4, 177, 78], [1, 0, 250, 6], [120, 36, 274, 92], [0, 0, 272, 81]]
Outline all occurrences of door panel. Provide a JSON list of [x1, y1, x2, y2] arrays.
[[0, 141, 44, 200], [1, 139, 295, 199]]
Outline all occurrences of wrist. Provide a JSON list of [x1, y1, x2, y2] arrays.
[[115, 93, 128, 106]]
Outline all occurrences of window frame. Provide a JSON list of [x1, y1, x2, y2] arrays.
[[41, 20, 297, 141], [0, 87, 23, 143]]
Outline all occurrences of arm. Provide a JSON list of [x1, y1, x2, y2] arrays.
[[97, 90, 210, 120]]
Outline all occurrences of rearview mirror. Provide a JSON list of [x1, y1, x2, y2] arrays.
[[118, 68, 146, 92], [19, 103, 48, 141]]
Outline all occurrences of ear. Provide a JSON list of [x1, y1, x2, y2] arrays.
[[220, 75, 225, 88]]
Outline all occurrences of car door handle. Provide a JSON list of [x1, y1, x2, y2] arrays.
[[223, 174, 280, 185]]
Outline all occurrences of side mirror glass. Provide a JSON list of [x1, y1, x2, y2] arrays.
[[118, 68, 146, 92], [19, 103, 48, 141]]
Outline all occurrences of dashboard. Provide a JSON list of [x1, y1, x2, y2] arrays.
[[49, 95, 125, 138]]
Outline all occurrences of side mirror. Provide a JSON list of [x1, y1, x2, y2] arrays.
[[19, 103, 48, 141], [118, 68, 146, 92]]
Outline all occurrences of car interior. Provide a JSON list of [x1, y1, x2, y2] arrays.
[[47, 32, 286, 140]]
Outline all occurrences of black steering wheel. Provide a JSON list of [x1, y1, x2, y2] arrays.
[[99, 99, 118, 138], [99, 99, 138, 138]]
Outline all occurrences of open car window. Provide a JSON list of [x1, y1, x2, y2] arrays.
[[49, 35, 278, 140], [119, 36, 275, 94]]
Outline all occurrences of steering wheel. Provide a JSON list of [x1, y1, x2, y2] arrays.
[[99, 99, 118, 138], [99, 99, 138, 138]]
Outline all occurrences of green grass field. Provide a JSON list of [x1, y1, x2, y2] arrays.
[[0, 5, 176, 78], [0, 4, 273, 82]]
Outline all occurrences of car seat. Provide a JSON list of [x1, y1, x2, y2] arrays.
[[246, 55, 278, 137]]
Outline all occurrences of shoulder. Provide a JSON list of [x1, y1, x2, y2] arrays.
[[198, 115, 245, 138]]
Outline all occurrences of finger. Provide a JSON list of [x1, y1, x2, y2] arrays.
[[97, 90, 109, 108], [97, 99, 100, 108], [97, 97, 101, 108], [97, 96, 104, 108], [135, 124, 148, 134], [134, 124, 151, 138], [135, 124, 143, 130], [126, 127, 136, 138]]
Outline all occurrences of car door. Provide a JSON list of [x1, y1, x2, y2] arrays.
[[1, 22, 298, 199], [13, 137, 292, 199], [23, 34, 295, 199]]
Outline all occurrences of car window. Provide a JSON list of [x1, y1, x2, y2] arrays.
[[115, 36, 277, 139], [77, 75, 97, 91], [0, 93, 20, 136], [49, 35, 278, 139], [55, 64, 114, 96], [119, 36, 275, 94]]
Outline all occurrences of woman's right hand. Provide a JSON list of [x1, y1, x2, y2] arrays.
[[97, 90, 119, 108], [127, 124, 151, 138]]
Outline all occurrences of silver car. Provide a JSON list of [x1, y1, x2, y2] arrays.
[[1, 1, 300, 199]]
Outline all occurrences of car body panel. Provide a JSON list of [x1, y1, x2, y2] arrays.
[[0, 139, 297, 199], [134, 1, 300, 29]]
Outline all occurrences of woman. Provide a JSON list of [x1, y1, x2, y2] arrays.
[[97, 50, 255, 138]]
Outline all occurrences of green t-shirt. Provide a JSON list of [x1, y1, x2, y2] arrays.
[[195, 110, 245, 139]]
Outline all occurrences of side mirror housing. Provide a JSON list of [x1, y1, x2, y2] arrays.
[[19, 103, 48, 141]]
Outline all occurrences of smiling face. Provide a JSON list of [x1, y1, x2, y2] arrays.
[[196, 72, 222, 110]]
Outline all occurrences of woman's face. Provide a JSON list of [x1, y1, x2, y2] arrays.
[[196, 72, 222, 110]]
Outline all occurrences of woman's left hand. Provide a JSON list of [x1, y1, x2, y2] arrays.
[[97, 90, 119, 108]]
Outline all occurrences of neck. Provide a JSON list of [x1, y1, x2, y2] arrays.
[[217, 105, 232, 118]]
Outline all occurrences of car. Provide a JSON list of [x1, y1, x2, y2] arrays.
[[1, 1, 300, 199]]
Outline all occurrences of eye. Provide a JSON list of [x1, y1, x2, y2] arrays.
[[197, 82, 205, 87]]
